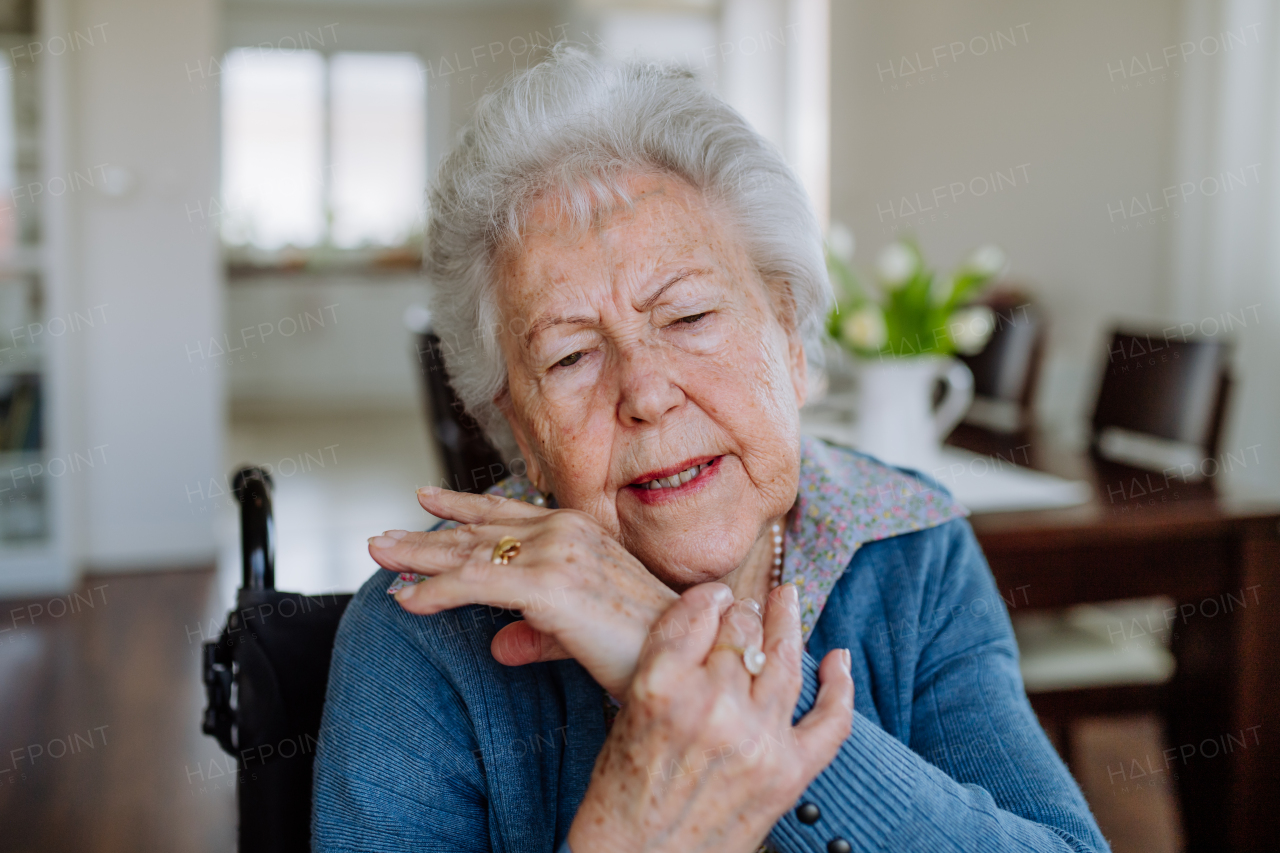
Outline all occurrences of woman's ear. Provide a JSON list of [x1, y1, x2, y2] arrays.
[[495, 388, 550, 493], [789, 332, 809, 410], [767, 276, 809, 410]]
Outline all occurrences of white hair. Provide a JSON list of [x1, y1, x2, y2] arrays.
[[425, 45, 832, 461]]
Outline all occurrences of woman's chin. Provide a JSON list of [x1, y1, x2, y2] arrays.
[[645, 561, 736, 592], [628, 536, 754, 590]]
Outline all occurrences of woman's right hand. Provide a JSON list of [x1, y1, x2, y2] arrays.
[[370, 486, 678, 699], [568, 582, 854, 853]]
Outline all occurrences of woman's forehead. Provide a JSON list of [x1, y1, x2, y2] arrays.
[[502, 177, 735, 292]]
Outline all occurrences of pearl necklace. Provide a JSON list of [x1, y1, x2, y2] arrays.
[[770, 521, 783, 589]]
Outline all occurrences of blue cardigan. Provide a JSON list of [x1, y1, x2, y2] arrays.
[[313, 450, 1110, 852]]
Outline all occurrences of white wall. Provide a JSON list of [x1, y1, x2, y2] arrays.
[[830, 0, 1183, 439], [225, 276, 427, 415], [56, 0, 223, 571]]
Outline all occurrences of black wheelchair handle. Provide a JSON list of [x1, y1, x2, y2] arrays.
[[232, 466, 275, 591]]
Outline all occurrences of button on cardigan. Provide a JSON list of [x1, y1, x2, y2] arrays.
[[313, 438, 1111, 853]]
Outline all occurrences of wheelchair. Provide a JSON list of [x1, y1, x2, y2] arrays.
[[201, 466, 352, 853], [201, 328, 506, 851]]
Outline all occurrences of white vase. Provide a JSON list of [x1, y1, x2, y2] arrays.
[[852, 356, 974, 472]]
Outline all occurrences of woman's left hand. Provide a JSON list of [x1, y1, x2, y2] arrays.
[[369, 486, 679, 698], [568, 582, 854, 853]]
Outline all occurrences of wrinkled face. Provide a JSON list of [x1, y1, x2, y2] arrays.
[[495, 171, 806, 588]]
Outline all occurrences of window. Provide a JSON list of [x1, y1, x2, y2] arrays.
[[221, 48, 426, 265]]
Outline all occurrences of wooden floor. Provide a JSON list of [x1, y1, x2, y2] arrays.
[[0, 569, 234, 853], [0, 568, 1183, 853], [1073, 717, 1185, 853]]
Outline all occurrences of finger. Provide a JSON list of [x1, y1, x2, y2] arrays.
[[417, 485, 547, 524], [641, 583, 734, 664], [705, 599, 765, 688], [368, 525, 495, 575], [752, 582, 803, 706], [632, 583, 733, 705], [491, 621, 571, 666], [792, 648, 855, 769], [392, 560, 545, 616]]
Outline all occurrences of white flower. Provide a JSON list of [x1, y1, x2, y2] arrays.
[[876, 242, 917, 288], [827, 222, 856, 264], [948, 305, 995, 355], [966, 245, 1007, 278], [840, 304, 888, 351]]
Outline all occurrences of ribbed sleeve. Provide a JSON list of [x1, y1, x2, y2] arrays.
[[767, 651, 1109, 853]]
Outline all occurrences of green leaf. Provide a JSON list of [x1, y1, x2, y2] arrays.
[[823, 236, 1003, 359]]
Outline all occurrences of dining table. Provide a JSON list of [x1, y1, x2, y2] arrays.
[[945, 424, 1280, 853]]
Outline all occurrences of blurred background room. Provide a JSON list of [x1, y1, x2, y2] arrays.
[[0, 0, 1277, 850]]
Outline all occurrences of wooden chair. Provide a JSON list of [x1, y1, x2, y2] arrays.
[[1089, 329, 1232, 475], [958, 290, 1045, 434], [415, 328, 509, 494], [1017, 328, 1233, 768]]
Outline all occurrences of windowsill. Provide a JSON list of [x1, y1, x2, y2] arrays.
[[224, 246, 424, 284]]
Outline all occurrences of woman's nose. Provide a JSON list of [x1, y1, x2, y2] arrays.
[[615, 344, 685, 426]]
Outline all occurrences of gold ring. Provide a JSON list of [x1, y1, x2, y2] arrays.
[[710, 643, 767, 676], [491, 536, 521, 565]]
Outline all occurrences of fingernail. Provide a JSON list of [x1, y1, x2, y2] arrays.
[[712, 584, 734, 604], [782, 583, 798, 605], [841, 648, 852, 669], [369, 536, 399, 549], [383, 529, 409, 540], [395, 586, 415, 602], [740, 598, 762, 616], [417, 486, 440, 497]]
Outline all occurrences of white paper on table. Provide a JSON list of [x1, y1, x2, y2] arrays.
[[929, 446, 1092, 514], [800, 417, 1092, 514]]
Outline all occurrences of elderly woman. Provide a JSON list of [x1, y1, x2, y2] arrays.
[[314, 48, 1108, 853]]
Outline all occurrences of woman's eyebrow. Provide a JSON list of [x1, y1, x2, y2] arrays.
[[523, 314, 594, 348], [636, 267, 711, 312], [523, 267, 712, 347]]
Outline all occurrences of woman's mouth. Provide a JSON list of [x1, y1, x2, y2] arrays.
[[626, 455, 722, 503]]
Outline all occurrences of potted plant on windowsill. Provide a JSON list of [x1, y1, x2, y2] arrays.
[[824, 230, 1007, 471]]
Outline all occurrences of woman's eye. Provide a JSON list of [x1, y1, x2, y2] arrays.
[[675, 312, 708, 325], [556, 351, 584, 368]]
